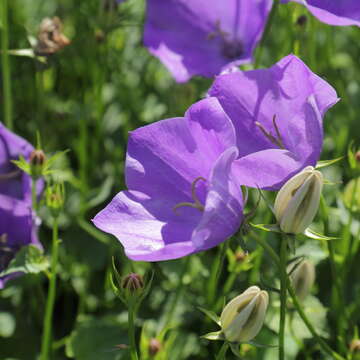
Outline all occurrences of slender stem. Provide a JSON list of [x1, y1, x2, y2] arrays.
[[252, 231, 346, 360], [1, 0, 13, 129], [207, 241, 229, 307], [215, 342, 229, 360], [254, 0, 279, 68], [32, 178, 38, 212], [128, 302, 139, 360], [279, 235, 287, 360], [40, 216, 59, 360]]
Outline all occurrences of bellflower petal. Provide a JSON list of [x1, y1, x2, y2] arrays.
[[0, 194, 40, 288], [144, 0, 273, 82], [209, 54, 338, 189], [93, 98, 244, 261], [282, 0, 360, 27]]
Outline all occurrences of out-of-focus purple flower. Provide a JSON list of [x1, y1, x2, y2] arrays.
[[282, 0, 360, 27], [93, 98, 244, 261], [144, 0, 273, 82], [209, 54, 339, 190], [0, 123, 34, 203], [0, 195, 40, 288]]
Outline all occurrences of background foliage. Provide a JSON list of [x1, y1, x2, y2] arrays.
[[1, 0, 360, 359]]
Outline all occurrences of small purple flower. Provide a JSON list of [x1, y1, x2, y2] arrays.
[[0, 123, 34, 203], [144, 0, 273, 82], [93, 98, 244, 261], [282, 0, 360, 26], [0, 195, 40, 288], [209, 54, 339, 190]]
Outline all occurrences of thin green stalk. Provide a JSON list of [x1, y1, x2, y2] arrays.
[[252, 231, 346, 360], [254, 0, 279, 68], [1, 0, 13, 129], [32, 178, 38, 212], [128, 302, 139, 360], [207, 241, 229, 307], [215, 342, 229, 360], [279, 235, 287, 360], [40, 217, 59, 360]]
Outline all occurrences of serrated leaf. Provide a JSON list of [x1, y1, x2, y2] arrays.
[[197, 307, 220, 325], [250, 223, 281, 233], [303, 228, 338, 241], [0, 245, 49, 277], [201, 331, 224, 341], [316, 157, 344, 169]]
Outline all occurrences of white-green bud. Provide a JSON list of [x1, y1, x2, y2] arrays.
[[289, 260, 315, 301], [274, 166, 323, 234], [220, 286, 268, 343]]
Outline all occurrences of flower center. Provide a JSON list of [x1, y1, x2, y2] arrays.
[[173, 177, 206, 214], [255, 115, 285, 149]]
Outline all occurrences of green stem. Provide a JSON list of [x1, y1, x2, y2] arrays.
[[215, 342, 229, 360], [252, 231, 345, 360], [254, 0, 279, 68], [207, 241, 229, 307], [40, 216, 59, 360], [1, 0, 13, 129], [279, 235, 287, 360], [128, 302, 139, 360], [32, 177, 38, 212]]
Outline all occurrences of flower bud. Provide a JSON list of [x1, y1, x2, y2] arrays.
[[29, 149, 46, 179], [220, 286, 268, 343], [148, 338, 161, 356], [289, 260, 315, 301], [122, 273, 144, 293], [274, 166, 323, 234], [46, 182, 65, 217]]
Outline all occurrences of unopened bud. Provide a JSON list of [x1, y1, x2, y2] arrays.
[[46, 182, 65, 217], [296, 15, 307, 27], [350, 339, 360, 352], [274, 166, 323, 234], [220, 286, 268, 343], [289, 260, 315, 301], [29, 149, 46, 179], [122, 273, 144, 294], [235, 251, 247, 263], [149, 338, 161, 356]]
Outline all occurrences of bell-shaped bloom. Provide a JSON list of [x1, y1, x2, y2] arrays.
[[208, 54, 338, 190], [93, 98, 244, 261], [288, 260, 315, 301], [0, 195, 40, 288], [0, 123, 35, 203], [220, 286, 269, 343], [281, 0, 360, 27], [274, 166, 323, 234], [144, 0, 273, 82]]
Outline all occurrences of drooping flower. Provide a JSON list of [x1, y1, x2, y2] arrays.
[[208, 54, 338, 190], [0, 123, 36, 202], [281, 0, 360, 27], [144, 0, 273, 82], [93, 98, 244, 261], [220, 286, 269, 343], [0, 195, 40, 288]]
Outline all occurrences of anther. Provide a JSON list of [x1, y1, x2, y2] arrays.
[[0, 169, 21, 182], [255, 115, 285, 149]]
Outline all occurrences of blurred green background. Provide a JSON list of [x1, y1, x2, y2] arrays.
[[1, 0, 360, 359]]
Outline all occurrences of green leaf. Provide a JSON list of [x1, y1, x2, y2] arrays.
[[197, 306, 220, 325], [250, 223, 281, 233], [0, 245, 49, 277], [302, 228, 338, 241], [315, 157, 344, 169], [201, 331, 224, 341]]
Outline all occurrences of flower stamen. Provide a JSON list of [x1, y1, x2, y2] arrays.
[[0, 169, 22, 181], [255, 115, 285, 149], [173, 176, 206, 214]]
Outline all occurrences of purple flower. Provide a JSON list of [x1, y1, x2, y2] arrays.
[[209, 54, 339, 190], [144, 0, 273, 82], [0, 123, 34, 203], [282, 0, 360, 26], [93, 98, 244, 261], [0, 195, 40, 288]]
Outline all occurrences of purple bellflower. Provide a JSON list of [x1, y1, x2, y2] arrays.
[[144, 0, 273, 82], [282, 0, 360, 27], [93, 98, 244, 261], [209, 54, 339, 190], [0, 123, 35, 203], [0, 195, 40, 288]]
